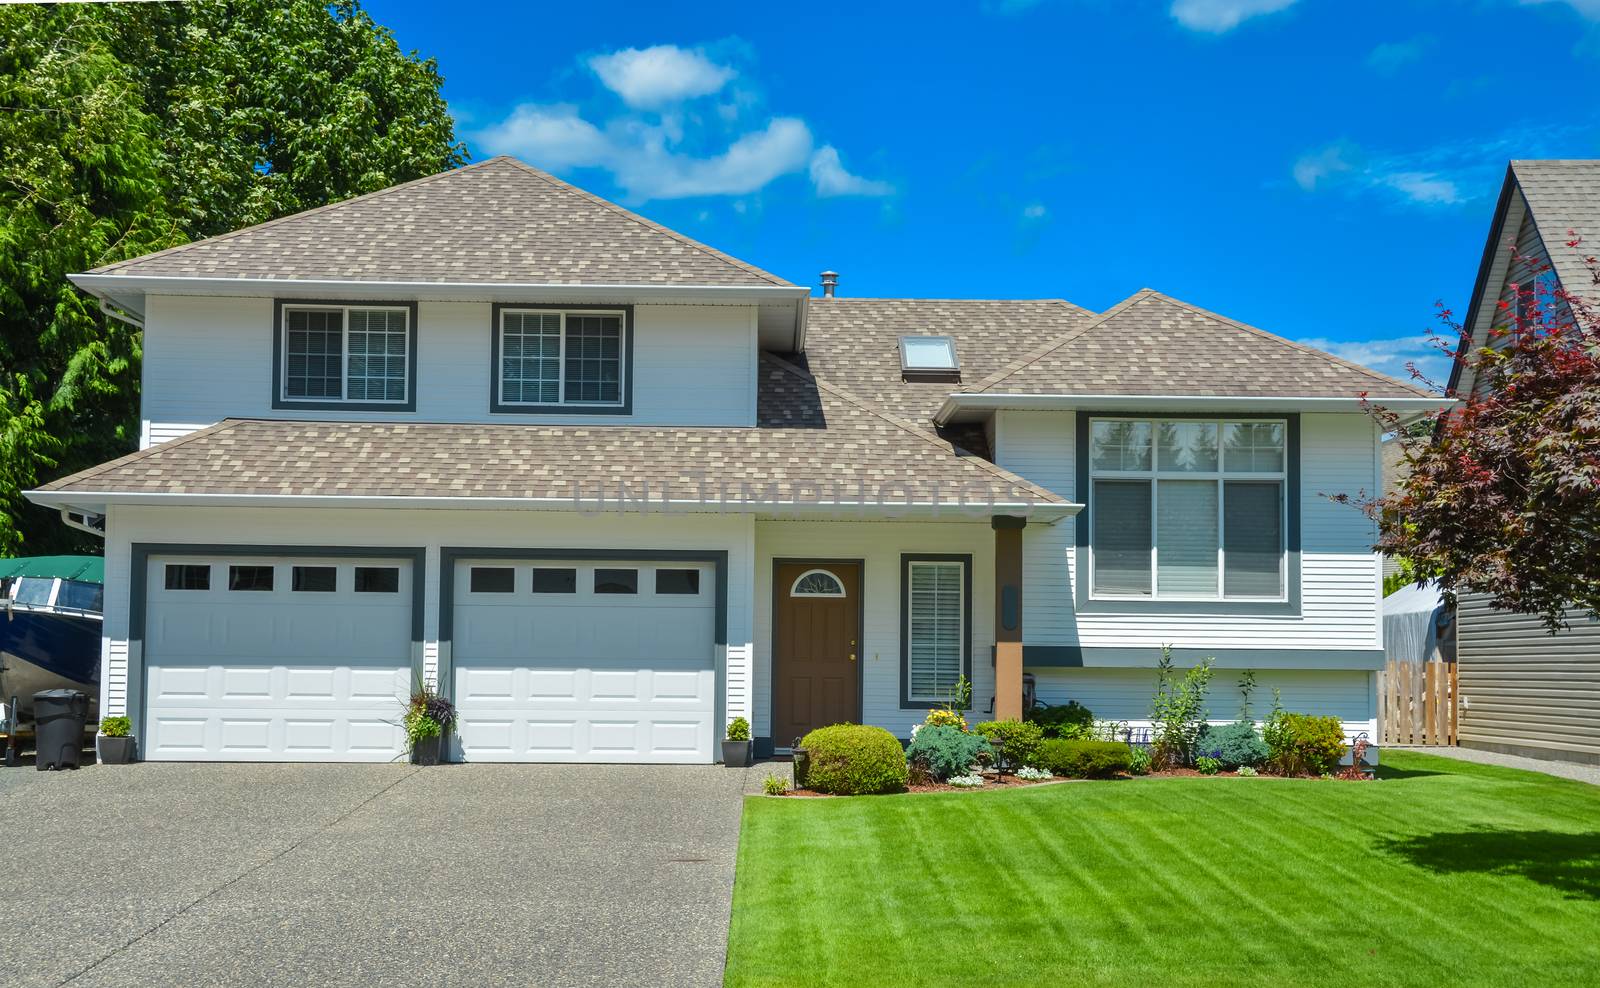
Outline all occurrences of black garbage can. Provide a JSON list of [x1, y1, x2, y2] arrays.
[[34, 690, 89, 771]]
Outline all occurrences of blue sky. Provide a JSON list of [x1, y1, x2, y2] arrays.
[[366, 0, 1600, 387]]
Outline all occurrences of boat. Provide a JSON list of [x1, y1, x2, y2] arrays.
[[0, 556, 103, 729]]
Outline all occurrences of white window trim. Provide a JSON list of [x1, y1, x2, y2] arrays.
[[280, 303, 411, 405], [790, 568, 847, 598], [498, 308, 628, 408], [905, 559, 966, 704], [1087, 417, 1288, 603]]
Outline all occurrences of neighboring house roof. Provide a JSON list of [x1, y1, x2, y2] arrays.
[[969, 289, 1434, 400], [798, 297, 1096, 421], [34, 355, 1067, 514], [87, 156, 791, 288]]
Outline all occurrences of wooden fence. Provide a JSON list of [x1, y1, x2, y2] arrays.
[[1379, 659, 1457, 746]]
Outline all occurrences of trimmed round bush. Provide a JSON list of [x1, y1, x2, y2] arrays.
[[1035, 739, 1132, 779], [907, 724, 993, 781], [1195, 720, 1270, 769], [800, 724, 909, 795]]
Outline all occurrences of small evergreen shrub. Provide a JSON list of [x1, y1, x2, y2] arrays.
[[99, 715, 132, 738], [1128, 746, 1153, 776], [907, 724, 993, 781], [1195, 756, 1222, 775], [799, 724, 908, 795], [1025, 701, 1095, 739], [762, 773, 789, 796], [726, 716, 751, 741], [1035, 739, 1132, 779], [1195, 720, 1270, 769], [1263, 712, 1347, 776], [973, 719, 1045, 770]]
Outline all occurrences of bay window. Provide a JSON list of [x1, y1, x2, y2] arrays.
[[1088, 418, 1287, 600]]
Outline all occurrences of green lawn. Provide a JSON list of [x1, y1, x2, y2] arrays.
[[725, 752, 1600, 987]]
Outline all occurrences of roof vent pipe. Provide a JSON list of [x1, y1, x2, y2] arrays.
[[820, 270, 838, 298]]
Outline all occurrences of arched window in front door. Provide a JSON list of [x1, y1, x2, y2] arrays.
[[790, 568, 846, 598]]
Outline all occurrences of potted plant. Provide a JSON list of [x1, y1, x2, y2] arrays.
[[97, 716, 136, 764], [405, 679, 456, 766], [722, 716, 752, 767]]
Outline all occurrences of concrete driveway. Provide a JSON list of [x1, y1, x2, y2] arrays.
[[0, 761, 776, 987]]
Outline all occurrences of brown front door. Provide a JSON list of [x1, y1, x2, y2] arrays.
[[773, 562, 861, 746]]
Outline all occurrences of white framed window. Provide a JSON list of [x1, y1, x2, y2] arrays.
[[498, 308, 626, 407], [790, 569, 846, 597], [280, 304, 411, 404], [1088, 418, 1287, 601], [905, 558, 966, 703]]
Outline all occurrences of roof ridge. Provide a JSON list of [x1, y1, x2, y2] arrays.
[[1138, 290, 1435, 397], [90, 159, 497, 274], [758, 353, 1065, 504], [496, 157, 792, 287], [34, 419, 242, 491], [969, 289, 1155, 393]]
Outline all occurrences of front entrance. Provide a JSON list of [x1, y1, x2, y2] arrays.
[[772, 561, 861, 746]]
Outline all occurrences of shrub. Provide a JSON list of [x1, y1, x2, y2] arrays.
[[404, 707, 442, 748], [907, 724, 993, 782], [726, 716, 751, 742], [923, 708, 968, 732], [1128, 746, 1152, 776], [799, 724, 908, 795], [1263, 712, 1347, 776], [1195, 720, 1270, 769], [1035, 739, 1132, 779], [1195, 756, 1222, 776], [1025, 700, 1095, 739], [762, 773, 789, 796], [99, 715, 131, 738], [973, 719, 1044, 770], [1236, 765, 1259, 777], [1150, 647, 1214, 769], [1016, 766, 1052, 781], [947, 773, 985, 788]]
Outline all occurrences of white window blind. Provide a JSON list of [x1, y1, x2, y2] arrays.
[[908, 561, 964, 701]]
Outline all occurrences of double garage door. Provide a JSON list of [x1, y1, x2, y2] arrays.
[[142, 553, 715, 763]]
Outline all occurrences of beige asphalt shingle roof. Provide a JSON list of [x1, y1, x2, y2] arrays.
[[798, 297, 1096, 422], [971, 289, 1434, 399], [90, 157, 791, 288], [1511, 160, 1600, 296], [38, 355, 1063, 508]]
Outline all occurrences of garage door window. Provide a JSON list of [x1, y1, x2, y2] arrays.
[[292, 566, 337, 592], [654, 569, 700, 595], [470, 567, 516, 593], [530, 567, 577, 594], [228, 565, 274, 591], [594, 568, 637, 594], [354, 567, 399, 593], [164, 564, 210, 590]]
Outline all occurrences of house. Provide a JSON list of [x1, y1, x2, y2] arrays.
[[23, 156, 1445, 763], [1446, 159, 1600, 765]]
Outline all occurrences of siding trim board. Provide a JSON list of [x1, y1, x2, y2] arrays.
[[126, 543, 427, 749], [270, 299, 420, 412], [1023, 645, 1384, 670], [899, 552, 975, 710], [1073, 411, 1302, 616], [488, 303, 636, 415]]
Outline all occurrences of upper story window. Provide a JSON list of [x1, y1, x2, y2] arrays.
[[493, 306, 632, 414], [1088, 418, 1287, 601], [274, 301, 417, 411], [899, 335, 960, 382]]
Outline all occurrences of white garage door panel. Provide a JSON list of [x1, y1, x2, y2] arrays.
[[454, 559, 716, 763], [144, 556, 412, 762]]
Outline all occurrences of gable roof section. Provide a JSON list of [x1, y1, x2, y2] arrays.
[[970, 289, 1433, 400], [88, 157, 790, 288], [32, 355, 1066, 514], [798, 297, 1096, 421]]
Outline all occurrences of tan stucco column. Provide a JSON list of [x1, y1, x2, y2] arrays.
[[993, 515, 1026, 721]]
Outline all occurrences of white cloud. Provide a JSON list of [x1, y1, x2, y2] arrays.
[[587, 45, 735, 109], [1521, 0, 1600, 21], [808, 146, 893, 197], [1379, 171, 1461, 205], [1291, 137, 1493, 207], [1292, 143, 1355, 191], [1366, 37, 1432, 74], [1022, 202, 1048, 220], [473, 104, 611, 172], [1169, 0, 1297, 33], [1299, 335, 1450, 388]]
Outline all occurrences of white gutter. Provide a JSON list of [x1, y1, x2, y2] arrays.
[[24, 488, 1082, 523], [934, 392, 1456, 425]]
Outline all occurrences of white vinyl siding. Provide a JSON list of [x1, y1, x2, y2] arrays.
[[281, 304, 409, 404], [498, 309, 624, 407], [907, 560, 964, 702]]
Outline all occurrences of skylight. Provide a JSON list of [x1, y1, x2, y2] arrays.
[[899, 335, 960, 375]]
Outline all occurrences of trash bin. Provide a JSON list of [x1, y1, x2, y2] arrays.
[[34, 689, 88, 771]]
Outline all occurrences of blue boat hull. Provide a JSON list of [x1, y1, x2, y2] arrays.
[[1, 609, 100, 723]]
